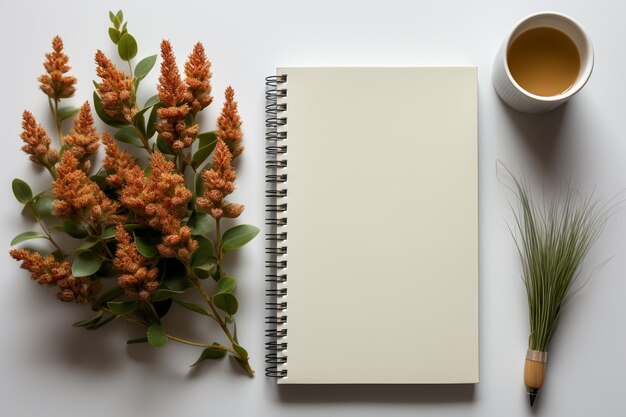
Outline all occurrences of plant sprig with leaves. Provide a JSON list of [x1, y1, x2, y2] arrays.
[[9, 10, 258, 376], [500, 162, 612, 406]]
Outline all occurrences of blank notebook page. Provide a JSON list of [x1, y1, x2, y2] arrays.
[[277, 67, 478, 384]]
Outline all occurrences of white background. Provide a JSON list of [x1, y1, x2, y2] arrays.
[[1, 1, 625, 416]]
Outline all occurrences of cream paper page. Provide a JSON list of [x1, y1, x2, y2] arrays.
[[277, 67, 478, 383]]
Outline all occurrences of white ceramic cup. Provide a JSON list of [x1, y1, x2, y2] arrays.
[[492, 12, 594, 113]]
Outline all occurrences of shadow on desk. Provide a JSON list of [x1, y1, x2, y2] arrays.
[[274, 383, 475, 404], [500, 98, 569, 172]]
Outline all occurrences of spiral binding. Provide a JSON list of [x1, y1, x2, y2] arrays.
[[265, 74, 288, 379]]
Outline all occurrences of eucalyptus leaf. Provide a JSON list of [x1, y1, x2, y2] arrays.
[[217, 276, 237, 294], [93, 92, 126, 128], [174, 299, 211, 316], [73, 310, 104, 327], [152, 288, 185, 302], [58, 106, 81, 121], [34, 195, 55, 218], [213, 293, 238, 315], [108, 27, 121, 44], [118, 33, 138, 61], [147, 324, 168, 347], [101, 227, 117, 240], [144, 94, 160, 109], [192, 131, 218, 168], [114, 125, 144, 147], [233, 343, 248, 359], [221, 225, 260, 253], [10, 231, 46, 246], [156, 134, 173, 155], [76, 236, 100, 251], [134, 233, 157, 258], [192, 264, 216, 280], [191, 237, 215, 267], [72, 251, 103, 277], [188, 212, 215, 236], [134, 55, 157, 80], [146, 104, 161, 139], [107, 301, 138, 315], [12, 178, 32, 204], [85, 315, 117, 330], [191, 345, 227, 366], [61, 219, 88, 239]]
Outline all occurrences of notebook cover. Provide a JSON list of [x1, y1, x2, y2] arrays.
[[274, 67, 478, 384]]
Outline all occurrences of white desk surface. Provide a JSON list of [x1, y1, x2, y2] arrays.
[[1, 1, 625, 416]]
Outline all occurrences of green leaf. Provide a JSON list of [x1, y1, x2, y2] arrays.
[[93, 92, 126, 128], [217, 276, 237, 294], [114, 125, 144, 147], [10, 231, 47, 246], [221, 225, 260, 253], [192, 131, 218, 168], [76, 236, 100, 251], [12, 178, 32, 203], [98, 261, 118, 277], [121, 22, 128, 35], [144, 94, 160, 109], [146, 104, 161, 139], [191, 237, 215, 267], [108, 27, 121, 44], [192, 264, 216, 280], [73, 310, 104, 327], [147, 324, 168, 347], [174, 299, 211, 316], [58, 106, 81, 121], [107, 301, 138, 315], [195, 171, 204, 195], [116, 10, 123, 24], [156, 134, 173, 154], [85, 315, 117, 330], [152, 288, 185, 302], [118, 33, 138, 61], [191, 345, 227, 366], [134, 55, 157, 80], [160, 259, 189, 291], [213, 292, 238, 315], [101, 227, 117, 240], [34, 195, 55, 218], [108, 11, 116, 24], [61, 219, 88, 239], [134, 234, 157, 258], [233, 343, 248, 359], [127, 337, 148, 344], [188, 212, 215, 236], [112, 16, 121, 30], [72, 251, 103, 277]]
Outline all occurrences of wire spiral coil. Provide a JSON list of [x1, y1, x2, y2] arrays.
[[265, 74, 288, 379]]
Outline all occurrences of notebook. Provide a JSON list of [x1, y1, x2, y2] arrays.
[[265, 67, 478, 384]]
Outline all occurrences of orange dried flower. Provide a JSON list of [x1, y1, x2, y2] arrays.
[[52, 152, 121, 225], [156, 40, 198, 153], [102, 132, 138, 189], [65, 102, 100, 173], [216, 86, 243, 158], [184, 42, 213, 113], [197, 139, 244, 219], [157, 226, 197, 260], [120, 152, 192, 233], [19, 111, 59, 166], [113, 225, 159, 300], [38, 36, 77, 100], [95, 50, 135, 124], [9, 249, 98, 304]]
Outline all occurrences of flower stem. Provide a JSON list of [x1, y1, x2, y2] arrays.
[[215, 219, 224, 279], [53, 98, 64, 146], [133, 122, 152, 154]]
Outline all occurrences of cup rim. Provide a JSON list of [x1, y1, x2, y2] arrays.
[[502, 11, 594, 102]]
